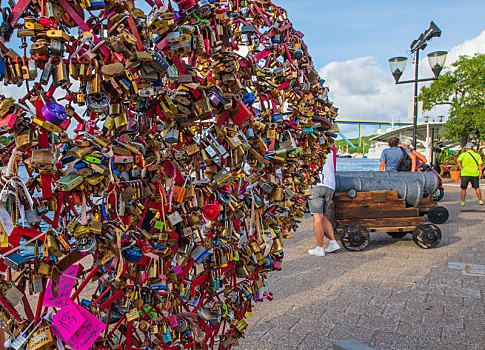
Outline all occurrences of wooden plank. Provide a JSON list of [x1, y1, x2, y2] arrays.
[[418, 199, 438, 213], [335, 191, 399, 202], [336, 201, 407, 211], [336, 216, 426, 229], [335, 207, 419, 220]]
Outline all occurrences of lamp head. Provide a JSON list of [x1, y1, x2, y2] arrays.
[[388, 57, 407, 83], [427, 51, 448, 78]]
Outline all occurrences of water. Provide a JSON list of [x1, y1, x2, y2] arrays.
[[336, 158, 381, 172]]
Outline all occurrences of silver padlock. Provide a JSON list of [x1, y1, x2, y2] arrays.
[[25, 208, 41, 224], [86, 91, 110, 112], [4, 283, 24, 306], [164, 128, 179, 144], [138, 87, 156, 97], [32, 274, 44, 293], [167, 211, 182, 226], [76, 234, 97, 255], [9, 320, 41, 350]]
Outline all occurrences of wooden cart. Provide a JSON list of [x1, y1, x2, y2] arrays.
[[332, 190, 443, 251], [417, 195, 449, 224]]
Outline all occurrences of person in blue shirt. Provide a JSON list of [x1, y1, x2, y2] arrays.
[[379, 137, 416, 172]]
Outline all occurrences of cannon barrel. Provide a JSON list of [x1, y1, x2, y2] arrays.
[[335, 175, 424, 207], [336, 171, 439, 196]]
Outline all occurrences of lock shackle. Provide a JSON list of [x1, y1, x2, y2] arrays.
[[2, 7, 11, 22]]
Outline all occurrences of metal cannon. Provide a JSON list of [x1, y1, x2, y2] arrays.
[[335, 175, 424, 207], [336, 171, 439, 196]]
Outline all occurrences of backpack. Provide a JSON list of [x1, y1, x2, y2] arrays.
[[397, 147, 412, 171]]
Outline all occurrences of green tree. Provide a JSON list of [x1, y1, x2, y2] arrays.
[[418, 54, 485, 146]]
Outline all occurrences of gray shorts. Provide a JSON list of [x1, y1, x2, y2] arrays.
[[308, 186, 334, 215]]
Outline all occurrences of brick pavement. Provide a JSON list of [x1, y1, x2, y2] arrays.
[[239, 182, 485, 350]]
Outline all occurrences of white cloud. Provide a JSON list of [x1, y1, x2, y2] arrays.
[[321, 30, 485, 138], [447, 30, 485, 64], [319, 57, 412, 137]]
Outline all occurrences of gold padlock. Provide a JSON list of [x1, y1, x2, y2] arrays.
[[46, 234, 61, 257]]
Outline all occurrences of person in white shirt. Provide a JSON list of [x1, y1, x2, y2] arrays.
[[308, 145, 340, 256]]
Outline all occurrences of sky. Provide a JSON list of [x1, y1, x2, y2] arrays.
[[276, 0, 485, 138]]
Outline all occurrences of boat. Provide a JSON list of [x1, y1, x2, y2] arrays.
[[337, 146, 352, 158], [367, 141, 388, 159]]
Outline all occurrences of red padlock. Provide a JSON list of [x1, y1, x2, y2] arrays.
[[230, 99, 251, 126], [177, 0, 195, 10], [40, 17, 58, 29], [0, 113, 17, 132], [203, 200, 220, 221]]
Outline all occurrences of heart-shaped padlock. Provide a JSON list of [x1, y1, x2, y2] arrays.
[[203, 200, 220, 221]]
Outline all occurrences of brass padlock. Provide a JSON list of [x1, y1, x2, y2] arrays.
[[46, 233, 62, 257]]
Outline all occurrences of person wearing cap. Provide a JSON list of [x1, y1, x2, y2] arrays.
[[457, 143, 483, 205], [308, 141, 340, 256]]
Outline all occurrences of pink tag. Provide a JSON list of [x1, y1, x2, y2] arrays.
[[278, 82, 290, 90], [64, 303, 106, 350], [43, 265, 80, 308], [51, 301, 85, 339], [173, 265, 183, 275], [169, 316, 178, 328]]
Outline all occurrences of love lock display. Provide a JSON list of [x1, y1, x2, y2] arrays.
[[0, 0, 338, 349]]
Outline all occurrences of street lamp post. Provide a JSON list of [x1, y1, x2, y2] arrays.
[[389, 21, 447, 149]]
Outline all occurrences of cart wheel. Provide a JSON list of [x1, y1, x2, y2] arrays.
[[427, 206, 449, 224], [387, 232, 409, 238], [413, 223, 441, 249], [340, 224, 369, 251], [432, 188, 445, 202]]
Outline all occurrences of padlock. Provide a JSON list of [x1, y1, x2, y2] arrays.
[[203, 200, 220, 221], [57, 173, 84, 191], [46, 233, 62, 257], [76, 234, 97, 255], [167, 211, 182, 226], [31, 148, 55, 170], [15, 130, 33, 150], [0, 113, 17, 131]]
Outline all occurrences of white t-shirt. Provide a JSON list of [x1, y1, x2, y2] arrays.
[[317, 151, 336, 190]]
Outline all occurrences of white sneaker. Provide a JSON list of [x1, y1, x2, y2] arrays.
[[325, 242, 341, 253], [308, 246, 325, 256]]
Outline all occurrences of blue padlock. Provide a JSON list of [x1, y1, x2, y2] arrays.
[[162, 328, 172, 343], [242, 92, 255, 105], [271, 114, 282, 123], [0, 58, 5, 81], [263, 256, 274, 269], [125, 247, 143, 262], [74, 161, 87, 169]]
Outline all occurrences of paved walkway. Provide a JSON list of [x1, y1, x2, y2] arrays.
[[239, 182, 485, 350]]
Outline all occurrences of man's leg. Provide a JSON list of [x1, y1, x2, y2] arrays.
[[308, 187, 325, 256], [471, 177, 482, 202], [461, 177, 468, 204], [313, 214, 325, 247], [323, 215, 340, 253], [475, 188, 482, 201], [322, 216, 335, 241]]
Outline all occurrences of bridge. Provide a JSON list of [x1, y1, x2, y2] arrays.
[[336, 120, 413, 148]]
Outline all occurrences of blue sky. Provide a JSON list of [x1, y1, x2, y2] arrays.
[[272, 0, 485, 138], [277, 0, 485, 69]]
